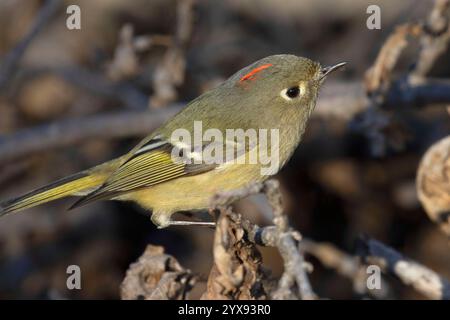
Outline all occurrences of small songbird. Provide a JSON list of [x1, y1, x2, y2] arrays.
[[0, 55, 345, 228]]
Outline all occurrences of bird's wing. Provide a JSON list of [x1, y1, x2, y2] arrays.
[[70, 136, 216, 208]]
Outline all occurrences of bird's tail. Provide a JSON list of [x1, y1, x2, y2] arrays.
[[0, 167, 112, 217]]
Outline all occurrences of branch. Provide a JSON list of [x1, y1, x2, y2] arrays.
[[201, 207, 268, 300], [150, 0, 196, 107], [357, 237, 450, 300], [0, 105, 182, 163], [211, 180, 316, 300], [416, 135, 450, 237], [54, 67, 149, 110], [0, 0, 62, 90], [300, 239, 391, 298], [412, 0, 450, 77], [385, 77, 450, 108], [106, 24, 172, 81], [364, 24, 421, 100], [355, 1, 450, 156]]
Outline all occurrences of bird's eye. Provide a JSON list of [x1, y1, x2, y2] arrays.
[[286, 86, 300, 98], [280, 86, 301, 101]]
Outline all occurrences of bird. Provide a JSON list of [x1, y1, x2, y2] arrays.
[[0, 55, 345, 228]]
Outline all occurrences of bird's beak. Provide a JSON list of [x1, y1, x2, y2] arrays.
[[319, 62, 347, 81]]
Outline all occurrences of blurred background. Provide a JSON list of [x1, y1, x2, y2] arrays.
[[0, 0, 449, 299]]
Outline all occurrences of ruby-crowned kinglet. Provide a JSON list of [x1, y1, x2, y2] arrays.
[[0, 55, 345, 228]]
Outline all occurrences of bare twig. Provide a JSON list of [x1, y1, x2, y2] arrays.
[[300, 239, 391, 298], [212, 180, 316, 300], [0, 0, 62, 90], [357, 237, 450, 300], [364, 24, 421, 100]]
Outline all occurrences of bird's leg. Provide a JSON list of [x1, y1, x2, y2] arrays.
[[164, 220, 216, 228], [151, 211, 216, 229]]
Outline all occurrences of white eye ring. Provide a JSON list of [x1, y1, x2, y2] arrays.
[[280, 85, 302, 101]]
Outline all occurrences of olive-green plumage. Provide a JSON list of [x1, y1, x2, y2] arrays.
[[0, 55, 345, 228]]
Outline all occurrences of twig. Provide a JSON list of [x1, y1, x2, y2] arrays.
[[357, 237, 450, 300], [364, 24, 421, 101], [300, 239, 391, 298], [0, 0, 62, 90], [212, 180, 316, 300]]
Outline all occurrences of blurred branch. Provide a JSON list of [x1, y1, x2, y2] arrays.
[[150, 0, 196, 108], [107, 24, 172, 81], [211, 180, 316, 300], [300, 239, 391, 299], [55, 67, 148, 110], [357, 0, 450, 156], [364, 24, 421, 100], [416, 135, 450, 237], [0, 105, 182, 163], [0, 0, 62, 90], [357, 237, 450, 300], [412, 0, 450, 78], [385, 77, 450, 108]]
